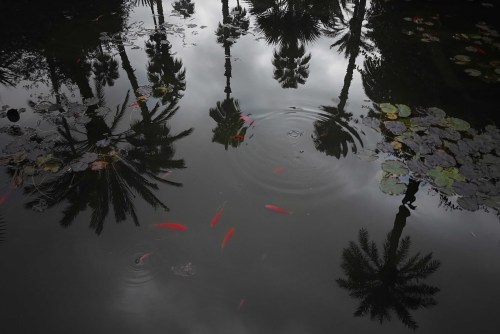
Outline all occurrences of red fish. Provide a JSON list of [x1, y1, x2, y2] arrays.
[[135, 252, 153, 264], [151, 222, 188, 231], [476, 47, 486, 55], [265, 204, 290, 214], [211, 206, 224, 228], [240, 115, 254, 125], [0, 191, 11, 205], [234, 134, 245, 140], [274, 166, 285, 174], [237, 298, 245, 311], [221, 227, 235, 249]]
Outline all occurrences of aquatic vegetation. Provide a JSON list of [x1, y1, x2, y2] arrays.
[[362, 103, 500, 214]]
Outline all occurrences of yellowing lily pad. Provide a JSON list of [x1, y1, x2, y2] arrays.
[[380, 103, 398, 114], [386, 113, 398, 120]]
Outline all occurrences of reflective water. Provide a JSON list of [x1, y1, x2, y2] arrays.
[[1, 0, 500, 333]]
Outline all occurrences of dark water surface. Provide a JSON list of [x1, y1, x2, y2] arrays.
[[1, 0, 500, 333]]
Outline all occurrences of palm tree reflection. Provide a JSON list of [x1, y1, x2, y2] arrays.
[[210, 0, 249, 149], [313, 0, 368, 158], [24, 92, 193, 234], [337, 204, 441, 330], [172, 0, 195, 18], [248, 0, 326, 88]]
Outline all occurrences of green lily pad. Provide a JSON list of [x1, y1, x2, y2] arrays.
[[380, 103, 398, 114], [380, 176, 407, 195], [396, 104, 412, 117], [381, 160, 409, 176], [445, 117, 470, 131]]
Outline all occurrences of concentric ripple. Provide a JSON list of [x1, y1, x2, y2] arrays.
[[227, 107, 362, 198]]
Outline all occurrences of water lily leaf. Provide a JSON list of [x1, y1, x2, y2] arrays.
[[43, 161, 61, 173], [396, 104, 411, 117], [391, 141, 403, 150], [384, 121, 407, 133], [380, 103, 397, 114], [484, 196, 500, 209], [464, 68, 482, 77], [386, 113, 398, 120], [90, 160, 109, 171], [381, 160, 408, 176], [380, 176, 407, 195], [445, 117, 470, 131], [457, 196, 479, 211], [453, 181, 478, 197], [83, 97, 99, 106]]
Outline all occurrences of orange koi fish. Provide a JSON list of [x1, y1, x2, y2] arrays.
[[274, 166, 285, 174], [151, 222, 188, 231], [221, 227, 235, 249], [240, 115, 254, 124], [265, 204, 290, 214], [234, 134, 245, 140], [237, 298, 245, 311], [0, 190, 11, 205], [211, 204, 225, 228], [476, 47, 486, 55], [135, 252, 153, 264]]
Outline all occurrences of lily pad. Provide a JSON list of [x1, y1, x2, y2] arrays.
[[384, 121, 407, 134], [380, 176, 407, 195], [457, 196, 479, 211], [445, 117, 470, 131], [464, 68, 482, 77], [381, 160, 409, 176], [380, 103, 397, 114], [396, 104, 411, 117]]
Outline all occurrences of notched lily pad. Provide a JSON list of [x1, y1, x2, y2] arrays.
[[381, 160, 409, 176], [380, 176, 407, 195], [457, 196, 479, 211], [396, 104, 411, 117], [444, 117, 470, 131], [384, 121, 407, 134]]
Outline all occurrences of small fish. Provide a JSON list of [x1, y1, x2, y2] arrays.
[[274, 166, 285, 174], [92, 14, 105, 22], [476, 47, 486, 55], [130, 101, 140, 107], [135, 252, 153, 264], [0, 191, 11, 205], [265, 204, 289, 214], [211, 204, 225, 228], [240, 115, 254, 125], [237, 298, 245, 311], [221, 227, 235, 249], [151, 222, 188, 231], [234, 134, 245, 140]]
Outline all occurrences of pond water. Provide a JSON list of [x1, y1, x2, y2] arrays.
[[1, 0, 500, 333]]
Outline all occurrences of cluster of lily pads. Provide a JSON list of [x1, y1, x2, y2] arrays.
[[0, 97, 121, 193], [401, 15, 440, 43], [361, 103, 500, 214], [451, 22, 500, 82], [99, 19, 205, 49]]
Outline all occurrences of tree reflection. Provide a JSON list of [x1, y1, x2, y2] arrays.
[[210, 0, 249, 149], [313, 0, 366, 158], [0, 50, 19, 86], [23, 92, 192, 234], [247, 0, 330, 88], [172, 0, 195, 19], [337, 203, 441, 330]]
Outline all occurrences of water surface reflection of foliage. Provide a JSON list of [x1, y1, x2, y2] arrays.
[[362, 104, 500, 216], [338, 205, 441, 330], [1, 92, 192, 234]]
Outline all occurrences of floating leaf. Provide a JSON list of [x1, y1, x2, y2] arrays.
[[384, 121, 407, 134], [90, 160, 109, 171], [391, 141, 403, 150], [464, 68, 482, 77], [83, 97, 99, 106], [380, 176, 407, 195], [381, 160, 409, 176], [457, 196, 479, 211], [445, 117, 470, 131], [380, 103, 397, 114], [386, 113, 398, 120], [396, 104, 411, 117]]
